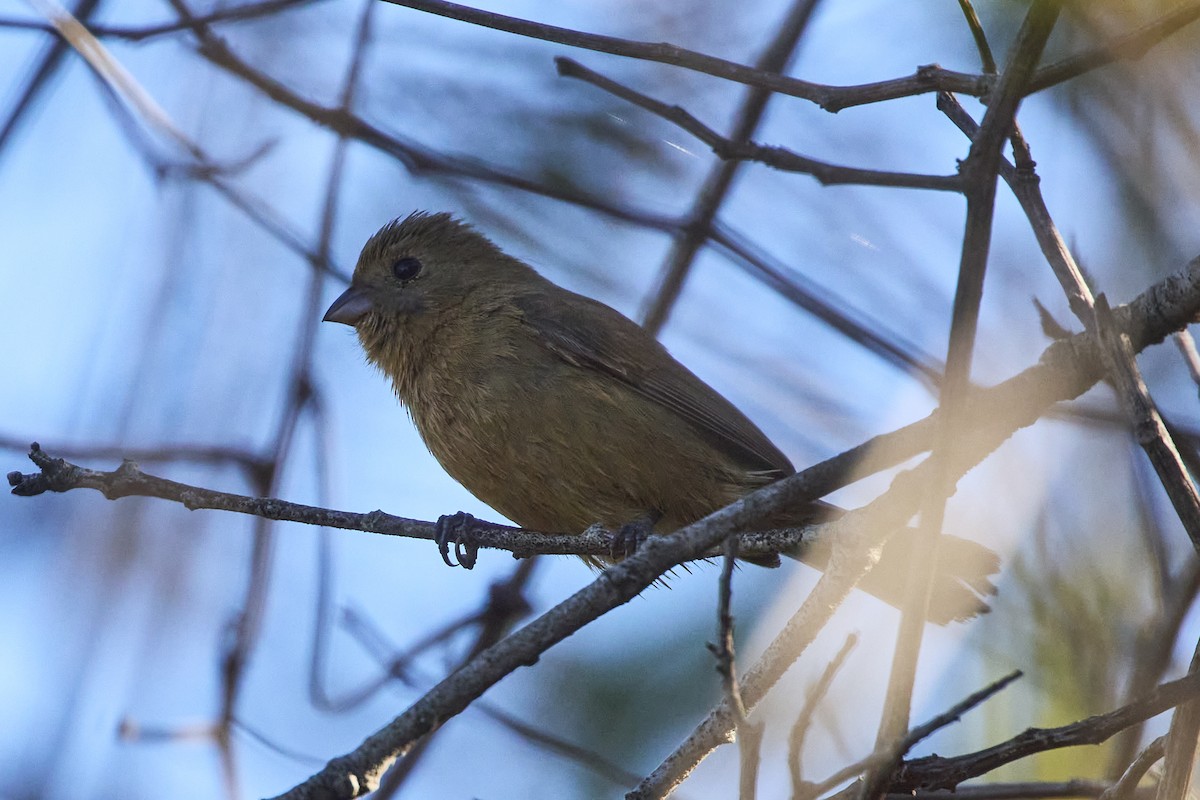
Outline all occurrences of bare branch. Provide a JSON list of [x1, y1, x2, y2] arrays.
[[892, 671, 1200, 792], [556, 57, 963, 191], [0, 434, 266, 474], [379, 0, 989, 112], [1029, 2, 1200, 94], [874, 1, 1062, 761], [905, 780, 1129, 800], [936, 91, 1095, 325], [798, 671, 1021, 800], [709, 536, 762, 800], [379, 0, 1200, 111], [4, 442, 834, 563], [1094, 296, 1200, 554]]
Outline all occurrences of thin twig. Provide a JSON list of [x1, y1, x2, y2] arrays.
[[1100, 736, 1164, 800], [1174, 330, 1200, 394], [379, 0, 990, 112], [1156, 638, 1200, 800], [555, 57, 963, 192], [707, 225, 945, 387], [639, 0, 820, 334], [0, 0, 102, 155], [936, 91, 1095, 324], [0, 435, 266, 474], [906, 671, 1024, 750], [788, 633, 859, 792], [4, 443, 830, 562], [903, 780, 1124, 800], [891, 671, 1200, 792], [1094, 295, 1200, 555], [709, 535, 763, 800], [802, 672, 1022, 800], [712, 536, 750, 725], [0, 0, 319, 41], [956, 0, 997, 74], [323, 607, 488, 712], [1028, 2, 1200, 94], [232, 719, 328, 768]]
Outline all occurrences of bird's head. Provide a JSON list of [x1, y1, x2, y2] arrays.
[[323, 211, 545, 388], [323, 211, 530, 329]]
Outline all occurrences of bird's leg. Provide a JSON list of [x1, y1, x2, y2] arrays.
[[610, 510, 662, 561], [435, 511, 480, 569]]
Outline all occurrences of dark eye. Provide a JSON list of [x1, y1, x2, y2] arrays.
[[391, 256, 422, 282]]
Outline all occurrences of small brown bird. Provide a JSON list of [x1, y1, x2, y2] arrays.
[[324, 212, 997, 623]]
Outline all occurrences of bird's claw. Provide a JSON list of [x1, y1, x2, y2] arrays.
[[435, 511, 479, 569], [610, 517, 653, 561]]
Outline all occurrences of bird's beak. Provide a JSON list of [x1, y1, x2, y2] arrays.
[[323, 285, 374, 326]]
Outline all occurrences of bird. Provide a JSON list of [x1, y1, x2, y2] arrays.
[[323, 211, 997, 624]]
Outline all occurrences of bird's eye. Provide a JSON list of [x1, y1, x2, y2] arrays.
[[391, 256, 422, 282]]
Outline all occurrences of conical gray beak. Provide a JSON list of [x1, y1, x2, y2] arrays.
[[323, 285, 374, 326]]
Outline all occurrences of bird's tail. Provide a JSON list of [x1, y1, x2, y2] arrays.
[[748, 501, 999, 626]]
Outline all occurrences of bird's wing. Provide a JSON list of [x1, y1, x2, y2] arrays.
[[513, 290, 794, 478]]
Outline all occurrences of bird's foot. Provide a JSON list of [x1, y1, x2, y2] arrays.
[[610, 515, 657, 561], [435, 511, 480, 569]]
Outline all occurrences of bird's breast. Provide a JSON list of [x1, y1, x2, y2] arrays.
[[403, 341, 758, 535]]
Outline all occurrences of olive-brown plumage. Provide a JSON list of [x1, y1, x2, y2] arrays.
[[325, 212, 997, 623]]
